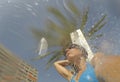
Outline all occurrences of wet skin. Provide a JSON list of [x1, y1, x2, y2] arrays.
[[54, 48, 87, 82]]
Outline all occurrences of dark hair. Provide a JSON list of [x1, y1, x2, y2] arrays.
[[66, 44, 88, 59]]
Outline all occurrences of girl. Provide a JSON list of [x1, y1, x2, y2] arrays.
[[54, 44, 98, 82]]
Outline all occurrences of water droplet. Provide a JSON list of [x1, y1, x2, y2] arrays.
[[31, 12, 37, 16], [43, 0, 49, 2], [92, 25, 94, 28], [26, 4, 33, 8], [8, 0, 11, 3], [101, 13, 104, 16], [35, 2, 39, 6], [26, 7, 32, 11]]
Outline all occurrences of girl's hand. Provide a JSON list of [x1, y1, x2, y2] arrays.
[[54, 60, 73, 81]]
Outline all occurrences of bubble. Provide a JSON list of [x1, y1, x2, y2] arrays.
[[25, 4, 33, 8], [101, 13, 104, 16], [43, 0, 49, 2], [31, 12, 37, 16], [91, 25, 94, 28], [8, 0, 11, 3], [35, 2, 39, 6], [42, 0, 49, 6], [26, 7, 32, 11], [14, 5, 21, 8]]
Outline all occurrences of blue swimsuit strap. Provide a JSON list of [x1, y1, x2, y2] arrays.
[[70, 73, 76, 82], [70, 63, 98, 82], [79, 63, 98, 82], [71, 63, 89, 82]]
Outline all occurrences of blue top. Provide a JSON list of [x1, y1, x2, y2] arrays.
[[70, 63, 98, 82]]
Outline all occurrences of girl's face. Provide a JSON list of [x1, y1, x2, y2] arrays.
[[65, 48, 82, 63]]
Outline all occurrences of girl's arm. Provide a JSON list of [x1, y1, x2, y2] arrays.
[[54, 60, 73, 81]]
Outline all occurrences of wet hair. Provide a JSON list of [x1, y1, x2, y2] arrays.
[[66, 44, 88, 59]]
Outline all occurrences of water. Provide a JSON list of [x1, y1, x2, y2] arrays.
[[0, 0, 120, 82]]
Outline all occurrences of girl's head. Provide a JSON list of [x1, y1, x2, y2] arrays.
[[65, 44, 88, 62]]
